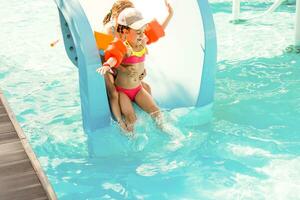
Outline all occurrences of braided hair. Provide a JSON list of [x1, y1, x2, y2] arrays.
[[102, 0, 134, 25]]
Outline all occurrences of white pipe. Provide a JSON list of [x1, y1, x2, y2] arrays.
[[244, 0, 283, 21], [232, 0, 240, 21], [266, 0, 283, 13], [295, 0, 300, 46]]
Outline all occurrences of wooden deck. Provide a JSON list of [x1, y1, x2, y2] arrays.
[[0, 90, 57, 200]]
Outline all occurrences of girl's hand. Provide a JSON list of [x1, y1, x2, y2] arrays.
[[96, 64, 111, 75], [164, 0, 174, 17], [162, 0, 174, 29], [139, 68, 147, 80]]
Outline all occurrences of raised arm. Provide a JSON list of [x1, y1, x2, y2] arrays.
[[143, 1, 174, 45], [161, 0, 174, 30]]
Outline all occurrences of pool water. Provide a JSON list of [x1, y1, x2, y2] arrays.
[[1, 0, 300, 199]]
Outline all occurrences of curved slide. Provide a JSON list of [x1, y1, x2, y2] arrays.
[[54, 0, 216, 155]]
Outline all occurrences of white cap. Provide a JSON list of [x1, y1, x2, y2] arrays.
[[117, 8, 150, 30]]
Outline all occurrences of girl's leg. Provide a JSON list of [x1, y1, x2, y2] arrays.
[[141, 81, 152, 95], [119, 92, 137, 133], [104, 73, 127, 131], [134, 88, 162, 126], [139, 68, 151, 95]]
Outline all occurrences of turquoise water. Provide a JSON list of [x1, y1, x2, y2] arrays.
[[1, 0, 300, 199]]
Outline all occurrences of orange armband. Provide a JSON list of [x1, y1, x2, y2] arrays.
[[144, 19, 165, 45], [104, 38, 127, 67], [94, 31, 114, 50]]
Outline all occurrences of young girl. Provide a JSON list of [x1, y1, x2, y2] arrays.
[[100, 1, 173, 133], [97, 5, 173, 133], [102, 0, 151, 132]]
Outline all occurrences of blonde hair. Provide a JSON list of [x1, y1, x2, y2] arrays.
[[103, 0, 134, 25]]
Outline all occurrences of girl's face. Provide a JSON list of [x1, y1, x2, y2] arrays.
[[126, 25, 147, 47]]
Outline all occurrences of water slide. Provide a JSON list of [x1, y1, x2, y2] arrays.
[[53, 0, 217, 155]]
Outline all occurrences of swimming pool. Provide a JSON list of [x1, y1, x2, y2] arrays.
[[1, 0, 300, 199]]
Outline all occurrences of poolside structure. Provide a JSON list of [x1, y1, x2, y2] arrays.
[[231, 0, 285, 22], [231, 0, 300, 52], [0, 90, 57, 200], [296, 0, 300, 46]]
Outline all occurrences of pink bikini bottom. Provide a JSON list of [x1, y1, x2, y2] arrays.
[[116, 85, 142, 101]]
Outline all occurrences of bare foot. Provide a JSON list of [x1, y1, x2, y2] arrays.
[[151, 111, 167, 132], [118, 120, 129, 132], [117, 120, 136, 137], [125, 123, 135, 133], [124, 126, 135, 138]]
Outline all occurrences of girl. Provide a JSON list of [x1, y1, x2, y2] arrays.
[[97, 5, 173, 133], [102, 0, 152, 132]]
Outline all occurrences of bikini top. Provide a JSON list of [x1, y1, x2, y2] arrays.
[[122, 41, 147, 65]]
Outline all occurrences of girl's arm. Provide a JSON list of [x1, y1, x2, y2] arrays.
[[96, 57, 117, 75], [97, 38, 127, 75], [161, 0, 174, 30]]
